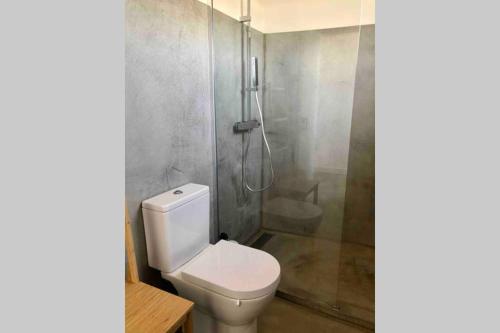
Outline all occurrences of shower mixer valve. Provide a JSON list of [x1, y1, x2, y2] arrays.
[[233, 119, 260, 133]]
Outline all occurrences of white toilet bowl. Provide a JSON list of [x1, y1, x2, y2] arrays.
[[162, 240, 280, 333], [142, 184, 281, 333]]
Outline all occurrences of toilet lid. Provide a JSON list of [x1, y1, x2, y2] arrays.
[[181, 240, 281, 300]]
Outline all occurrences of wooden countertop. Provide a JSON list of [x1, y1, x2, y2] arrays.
[[125, 281, 194, 333]]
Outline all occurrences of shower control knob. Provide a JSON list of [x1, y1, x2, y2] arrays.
[[233, 119, 260, 133]]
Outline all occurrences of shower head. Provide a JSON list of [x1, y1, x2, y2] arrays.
[[251, 57, 258, 89]]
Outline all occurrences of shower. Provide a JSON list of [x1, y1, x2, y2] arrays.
[[212, 0, 374, 329], [236, 5, 274, 193], [242, 56, 274, 192]]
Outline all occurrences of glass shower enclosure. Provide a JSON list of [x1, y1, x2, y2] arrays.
[[210, 0, 375, 328]]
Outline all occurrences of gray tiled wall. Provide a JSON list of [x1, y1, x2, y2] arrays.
[[125, 0, 215, 282], [213, 10, 265, 243], [260, 26, 364, 241], [263, 27, 361, 178], [125, 0, 375, 284], [343, 25, 375, 247], [214, 23, 375, 244]]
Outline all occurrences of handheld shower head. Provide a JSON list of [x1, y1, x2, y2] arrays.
[[242, 57, 275, 193], [251, 56, 258, 89]]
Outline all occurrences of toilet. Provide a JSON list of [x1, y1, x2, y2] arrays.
[[142, 183, 281, 333]]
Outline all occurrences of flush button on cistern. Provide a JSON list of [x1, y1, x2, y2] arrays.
[[173, 190, 183, 195]]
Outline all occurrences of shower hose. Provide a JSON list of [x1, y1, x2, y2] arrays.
[[243, 90, 275, 192]]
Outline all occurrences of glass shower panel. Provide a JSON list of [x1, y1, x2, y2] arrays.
[[259, 26, 363, 316], [211, 0, 374, 327]]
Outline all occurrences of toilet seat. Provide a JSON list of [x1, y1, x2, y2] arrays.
[[180, 240, 280, 300]]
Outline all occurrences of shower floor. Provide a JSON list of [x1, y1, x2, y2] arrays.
[[258, 297, 372, 333], [250, 230, 374, 327]]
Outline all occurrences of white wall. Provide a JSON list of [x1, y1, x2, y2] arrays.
[[202, 0, 375, 33]]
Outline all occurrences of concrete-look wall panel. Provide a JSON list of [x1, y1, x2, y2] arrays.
[[126, 0, 215, 283], [213, 9, 265, 243], [264, 27, 360, 177], [343, 25, 375, 247]]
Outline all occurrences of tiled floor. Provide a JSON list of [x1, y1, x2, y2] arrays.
[[258, 232, 341, 308], [251, 171, 374, 327], [252, 230, 375, 324], [258, 297, 373, 333], [336, 242, 375, 322]]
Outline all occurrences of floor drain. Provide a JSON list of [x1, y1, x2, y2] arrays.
[[251, 232, 274, 249]]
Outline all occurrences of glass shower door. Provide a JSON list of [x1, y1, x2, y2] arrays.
[[257, 24, 362, 313], [211, 0, 374, 327]]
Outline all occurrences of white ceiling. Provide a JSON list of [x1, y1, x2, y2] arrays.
[[198, 0, 375, 33]]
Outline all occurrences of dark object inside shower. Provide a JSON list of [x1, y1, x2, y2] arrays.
[[233, 119, 260, 133], [250, 232, 274, 249]]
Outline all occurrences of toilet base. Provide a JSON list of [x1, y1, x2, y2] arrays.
[[193, 307, 257, 333]]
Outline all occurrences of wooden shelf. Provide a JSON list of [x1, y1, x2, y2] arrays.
[[125, 202, 194, 333], [126, 281, 194, 333]]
